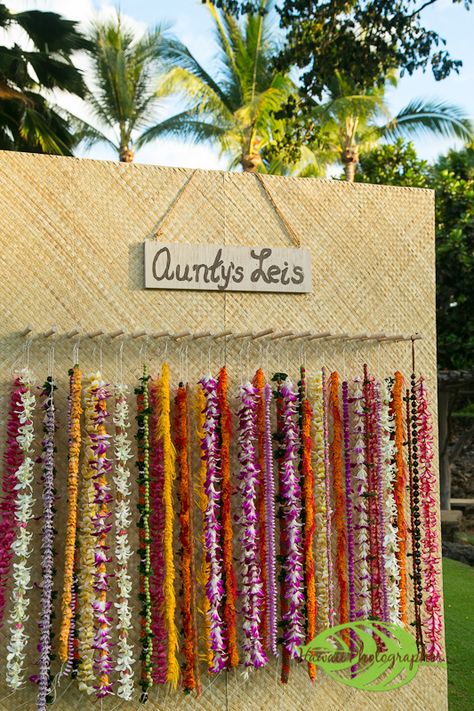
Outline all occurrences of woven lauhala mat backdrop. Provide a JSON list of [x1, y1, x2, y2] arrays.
[[0, 152, 445, 710]]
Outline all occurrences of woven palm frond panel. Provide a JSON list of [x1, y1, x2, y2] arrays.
[[0, 152, 445, 710]]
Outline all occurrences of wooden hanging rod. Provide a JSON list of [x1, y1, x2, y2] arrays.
[[17, 327, 423, 344]]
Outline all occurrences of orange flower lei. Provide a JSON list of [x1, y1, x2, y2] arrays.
[[217, 367, 239, 669], [176, 384, 196, 692], [58, 365, 82, 663], [392, 372, 408, 626], [329, 372, 348, 642]]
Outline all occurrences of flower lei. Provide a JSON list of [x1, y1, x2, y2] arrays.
[[263, 383, 278, 656], [196, 386, 213, 668], [136, 366, 153, 700], [279, 378, 304, 662], [374, 381, 389, 622], [0, 377, 24, 629], [299, 368, 316, 681], [37, 377, 57, 710], [200, 374, 227, 673], [308, 373, 329, 631], [342, 381, 356, 632], [217, 367, 238, 669], [77, 374, 99, 693], [253, 368, 268, 649], [113, 383, 135, 700], [407, 381, 425, 656], [159, 363, 180, 687], [322, 368, 335, 627], [391, 372, 408, 626], [351, 376, 370, 621], [58, 365, 82, 665], [416, 377, 444, 661], [89, 378, 113, 698], [236, 382, 268, 670], [6, 369, 36, 689], [176, 383, 198, 691], [380, 378, 401, 625], [149, 377, 167, 684], [329, 371, 348, 638]]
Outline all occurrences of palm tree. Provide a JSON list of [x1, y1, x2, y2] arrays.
[[310, 72, 473, 181], [79, 15, 169, 163], [138, 0, 296, 172], [0, 4, 88, 154]]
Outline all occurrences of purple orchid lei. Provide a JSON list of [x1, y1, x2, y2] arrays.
[[90, 380, 114, 698], [279, 380, 305, 659], [342, 381, 356, 629], [236, 382, 268, 669], [200, 375, 227, 672], [37, 377, 57, 711], [264, 383, 278, 657]]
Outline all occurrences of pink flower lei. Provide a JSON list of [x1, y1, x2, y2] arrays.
[[416, 377, 444, 661]]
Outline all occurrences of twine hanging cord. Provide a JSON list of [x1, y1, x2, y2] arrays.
[[154, 170, 301, 248]]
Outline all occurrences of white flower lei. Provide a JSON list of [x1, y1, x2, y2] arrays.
[[113, 384, 135, 700], [308, 373, 329, 630], [6, 370, 36, 689], [351, 376, 371, 620], [380, 378, 401, 624]]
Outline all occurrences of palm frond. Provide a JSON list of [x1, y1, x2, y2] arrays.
[[383, 99, 473, 142], [137, 111, 225, 146]]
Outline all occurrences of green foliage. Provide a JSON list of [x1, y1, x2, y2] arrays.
[[435, 145, 474, 369], [207, 0, 471, 96], [356, 140, 474, 369], [0, 3, 88, 155], [442, 558, 474, 711], [357, 139, 430, 187], [140, 0, 297, 172]]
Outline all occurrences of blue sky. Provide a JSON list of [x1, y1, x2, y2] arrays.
[[9, 0, 474, 169]]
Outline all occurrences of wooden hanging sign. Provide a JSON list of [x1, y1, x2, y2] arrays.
[[144, 242, 312, 293]]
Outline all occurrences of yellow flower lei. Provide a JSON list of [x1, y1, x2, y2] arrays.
[[308, 373, 329, 630]]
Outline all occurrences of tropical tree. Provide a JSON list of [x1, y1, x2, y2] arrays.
[[0, 4, 88, 154], [79, 15, 168, 162], [138, 0, 296, 172], [309, 72, 472, 180]]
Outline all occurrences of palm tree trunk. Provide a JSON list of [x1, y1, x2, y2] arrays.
[[344, 160, 356, 181], [119, 146, 134, 162]]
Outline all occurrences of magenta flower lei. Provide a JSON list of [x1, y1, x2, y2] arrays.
[[322, 368, 335, 626], [90, 381, 114, 697], [237, 382, 268, 669], [37, 377, 57, 711], [416, 377, 444, 661], [149, 382, 167, 684], [0, 378, 24, 628], [263, 383, 278, 656], [200, 376, 227, 672], [279, 380, 304, 659]]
